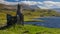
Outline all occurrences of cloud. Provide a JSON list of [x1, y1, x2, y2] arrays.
[[43, 1, 60, 6], [0, 0, 19, 5], [43, 1, 60, 9], [0, 0, 42, 5], [37, 1, 60, 9], [20, 1, 42, 5], [0, 0, 60, 9]]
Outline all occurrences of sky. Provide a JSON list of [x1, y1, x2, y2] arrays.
[[5, 0, 60, 2], [0, 0, 60, 9]]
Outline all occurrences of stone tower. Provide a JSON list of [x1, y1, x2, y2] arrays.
[[17, 4, 24, 25]]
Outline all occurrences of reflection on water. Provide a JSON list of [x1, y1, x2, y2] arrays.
[[25, 17, 60, 28]]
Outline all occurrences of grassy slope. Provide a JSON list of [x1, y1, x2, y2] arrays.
[[0, 25, 60, 34], [0, 10, 60, 34]]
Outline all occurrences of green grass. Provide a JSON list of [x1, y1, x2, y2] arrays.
[[0, 10, 60, 34], [0, 25, 60, 34]]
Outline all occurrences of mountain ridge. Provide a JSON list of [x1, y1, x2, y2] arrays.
[[0, 4, 60, 12]]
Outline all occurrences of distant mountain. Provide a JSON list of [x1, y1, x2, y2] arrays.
[[0, 4, 4, 9], [1, 4, 40, 10], [23, 5, 40, 10], [51, 8, 60, 12], [0, 4, 60, 12]]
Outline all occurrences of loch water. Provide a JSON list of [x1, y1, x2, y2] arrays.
[[25, 17, 60, 28]]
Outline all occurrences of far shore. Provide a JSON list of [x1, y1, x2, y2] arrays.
[[31, 16, 60, 18]]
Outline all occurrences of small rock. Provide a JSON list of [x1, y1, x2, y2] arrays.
[[23, 31, 29, 34], [23, 33, 28, 34], [36, 32, 41, 34], [23, 30, 29, 33]]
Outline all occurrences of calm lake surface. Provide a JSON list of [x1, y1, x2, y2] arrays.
[[25, 17, 60, 28]]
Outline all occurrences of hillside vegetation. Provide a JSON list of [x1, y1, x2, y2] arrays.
[[0, 9, 60, 22], [23, 9, 60, 17], [0, 8, 60, 34]]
